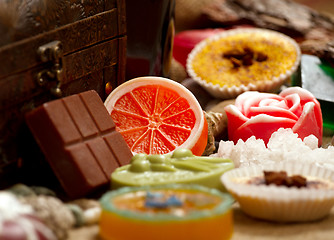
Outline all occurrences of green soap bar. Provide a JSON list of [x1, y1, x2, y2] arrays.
[[111, 149, 234, 191], [292, 54, 334, 132]]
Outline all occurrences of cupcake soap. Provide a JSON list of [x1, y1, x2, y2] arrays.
[[221, 162, 334, 222], [187, 28, 301, 98], [99, 184, 234, 240]]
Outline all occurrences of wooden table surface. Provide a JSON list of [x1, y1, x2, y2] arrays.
[[69, 204, 334, 240]]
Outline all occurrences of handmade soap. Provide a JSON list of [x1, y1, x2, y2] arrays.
[[26, 90, 133, 198], [173, 28, 225, 67], [111, 148, 234, 191], [99, 184, 234, 240], [293, 54, 334, 132], [221, 162, 334, 222], [187, 28, 301, 99]]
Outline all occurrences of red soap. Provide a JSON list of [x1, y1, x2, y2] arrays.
[[173, 28, 225, 68], [25, 90, 132, 198]]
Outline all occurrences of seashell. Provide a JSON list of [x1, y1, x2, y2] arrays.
[[66, 203, 85, 227], [203, 111, 228, 156], [205, 111, 226, 137], [170, 58, 187, 83], [21, 195, 75, 240], [7, 183, 36, 197], [68, 199, 101, 225], [8, 183, 57, 198], [82, 206, 101, 225]]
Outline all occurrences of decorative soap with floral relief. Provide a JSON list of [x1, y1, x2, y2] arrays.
[[111, 148, 234, 191], [224, 86, 323, 146]]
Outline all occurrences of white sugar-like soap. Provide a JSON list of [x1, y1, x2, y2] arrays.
[[213, 128, 334, 169]]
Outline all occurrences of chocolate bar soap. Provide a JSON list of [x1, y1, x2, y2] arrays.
[[25, 90, 132, 198]]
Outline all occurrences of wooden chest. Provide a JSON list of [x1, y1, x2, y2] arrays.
[[0, 0, 126, 188]]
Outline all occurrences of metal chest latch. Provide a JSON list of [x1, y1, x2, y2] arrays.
[[37, 40, 64, 97]]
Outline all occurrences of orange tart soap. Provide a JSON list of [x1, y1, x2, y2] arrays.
[[187, 28, 301, 98], [111, 148, 234, 191], [99, 184, 234, 240]]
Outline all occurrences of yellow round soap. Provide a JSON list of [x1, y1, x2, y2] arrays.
[[99, 184, 234, 240], [187, 28, 301, 98]]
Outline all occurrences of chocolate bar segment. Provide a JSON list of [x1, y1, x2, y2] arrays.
[[25, 90, 132, 198]]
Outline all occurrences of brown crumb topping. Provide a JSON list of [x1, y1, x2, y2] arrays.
[[263, 171, 306, 188], [222, 47, 268, 68], [245, 171, 333, 189]]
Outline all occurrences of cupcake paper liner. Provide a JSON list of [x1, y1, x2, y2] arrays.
[[221, 162, 334, 222], [187, 28, 301, 99]]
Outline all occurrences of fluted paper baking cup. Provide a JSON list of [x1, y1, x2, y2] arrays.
[[221, 162, 334, 222], [187, 28, 301, 99]]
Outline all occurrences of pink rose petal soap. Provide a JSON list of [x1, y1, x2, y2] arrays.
[[224, 87, 323, 146]]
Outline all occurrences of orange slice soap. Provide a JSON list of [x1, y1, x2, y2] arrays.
[[104, 77, 208, 156]]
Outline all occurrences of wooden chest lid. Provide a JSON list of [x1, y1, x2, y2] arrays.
[[0, 0, 126, 109], [0, 0, 125, 47]]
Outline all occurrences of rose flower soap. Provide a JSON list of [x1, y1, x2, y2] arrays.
[[224, 87, 323, 146], [99, 184, 234, 240]]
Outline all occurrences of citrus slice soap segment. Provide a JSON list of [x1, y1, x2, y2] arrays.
[[111, 148, 234, 191], [104, 77, 208, 156]]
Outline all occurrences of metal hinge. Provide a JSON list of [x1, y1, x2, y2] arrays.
[[36, 40, 64, 98]]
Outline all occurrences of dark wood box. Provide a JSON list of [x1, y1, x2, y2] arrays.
[[0, 0, 126, 188]]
